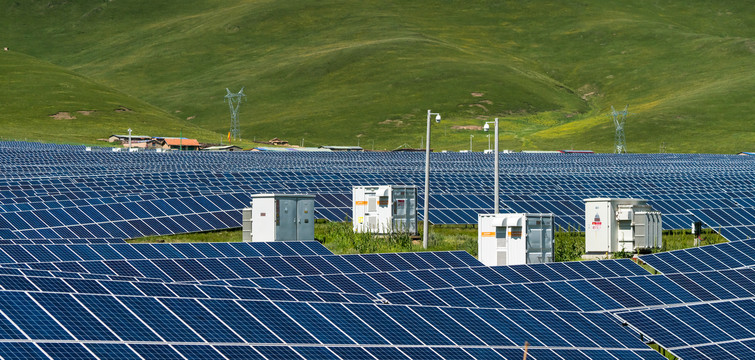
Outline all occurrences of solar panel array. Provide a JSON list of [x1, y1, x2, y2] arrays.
[[1, 141, 755, 241], [0, 141, 754, 358], [0, 238, 674, 360], [0, 236, 748, 358]]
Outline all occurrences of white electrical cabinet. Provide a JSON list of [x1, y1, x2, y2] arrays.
[[584, 198, 662, 254], [478, 213, 554, 266], [246, 194, 315, 242], [352, 185, 417, 234]]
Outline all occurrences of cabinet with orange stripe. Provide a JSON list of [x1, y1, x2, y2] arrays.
[[352, 185, 417, 235], [478, 213, 554, 266]]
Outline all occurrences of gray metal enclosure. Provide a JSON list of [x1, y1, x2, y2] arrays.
[[242, 207, 253, 242], [246, 194, 315, 242], [525, 214, 555, 264]]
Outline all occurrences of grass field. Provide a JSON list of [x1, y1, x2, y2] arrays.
[[2, 0, 754, 152], [131, 222, 725, 267]]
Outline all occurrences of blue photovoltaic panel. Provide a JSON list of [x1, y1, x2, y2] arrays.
[[640, 238, 755, 274]]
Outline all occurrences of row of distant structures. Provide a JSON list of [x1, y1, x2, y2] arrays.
[[106, 134, 368, 152], [106, 135, 604, 153], [106, 134, 237, 151]]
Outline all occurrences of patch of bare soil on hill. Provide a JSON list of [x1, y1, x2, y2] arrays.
[[49, 112, 76, 120], [50, 110, 97, 119], [577, 84, 600, 101], [452, 125, 483, 130], [746, 40, 755, 53], [379, 119, 404, 126], [469, 103, 488, 112]]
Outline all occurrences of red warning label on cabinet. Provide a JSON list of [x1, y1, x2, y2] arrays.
[[591, 213, 602, 229]]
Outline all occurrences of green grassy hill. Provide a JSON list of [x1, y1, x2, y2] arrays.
[[0, 51, 220, 145], [1, 0, 753, 152]]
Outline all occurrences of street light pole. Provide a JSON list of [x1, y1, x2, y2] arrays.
[[424, 109, 441, 249], [484, 118, 499, 214], [470, 135, 474, 152], [127, 128, 132, 149]]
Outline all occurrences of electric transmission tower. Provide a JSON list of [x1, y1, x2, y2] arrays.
[[225, 87, 246, 141], [610, 105, 628, 154]]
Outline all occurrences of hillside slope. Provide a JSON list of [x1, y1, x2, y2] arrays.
[[0, 51, 220, 145], [1, 0, 753, 152]]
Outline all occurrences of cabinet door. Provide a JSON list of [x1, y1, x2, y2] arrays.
[[297, 198, 315, 240], [276, 198, 297, 241]]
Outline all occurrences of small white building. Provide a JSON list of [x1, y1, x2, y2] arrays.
[[108, 134, 151, 143], [584, 198, 662, 254], [352, 185, 417, 234], [478, 213, 554, 266]]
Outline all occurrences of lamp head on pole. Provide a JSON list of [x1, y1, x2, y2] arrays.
[[435, 114, 441, 123], [483, 123, 490, 132]]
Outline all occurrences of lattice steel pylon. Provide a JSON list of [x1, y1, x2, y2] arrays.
[[610, 105, 628, 154], [225, 87, 246, 141]]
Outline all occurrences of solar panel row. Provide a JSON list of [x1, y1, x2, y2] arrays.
[[0, 273, 373, 304], [0, 290, 657, 353], [0, 237, 125, 244], [3, 200, 246, 240], [0, 342, 666, 360], [0, 240, 331, 264], [0, 265, 159, 282], [381, 267, 755, 312], [639, 238, 755, 274], [195, 258, 647, 297], [5, 251, 481, 284]]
